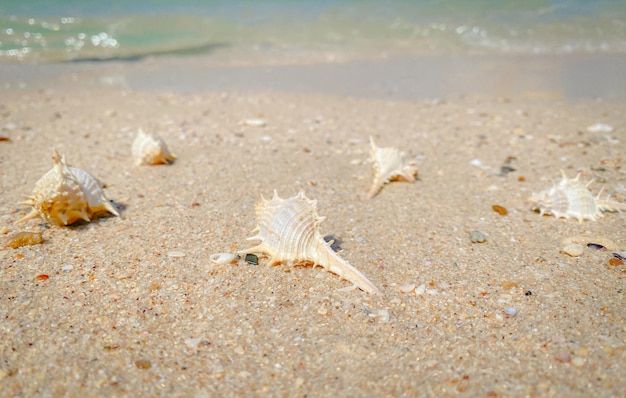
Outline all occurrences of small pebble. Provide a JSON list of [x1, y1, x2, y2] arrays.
[[245, 254, 258, 265], [167, 250, 185, 258], [469, 230, 487, 243], [503, 307, 518, 317], [469, 159, 483, 168], [554, 351, 571, 363], [572, 357, 586, 367], [4, 231, 43, 249], [61, 265, 73, 272], [492, 205, 508, 215], [562, 243, 583, 257], [135, 359, 151, 369], [317, 307, 328, 315]]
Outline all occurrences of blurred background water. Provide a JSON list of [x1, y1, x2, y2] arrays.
[[2, 0, 626, 63]]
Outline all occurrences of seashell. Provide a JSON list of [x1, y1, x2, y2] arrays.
[[210, 252, 239, 265], [366, 137, 418, 200], [239, 190, 383, 295], [17, 149, 120, 226], [132, 129, 176, 166], [529, 171, 626, 222]]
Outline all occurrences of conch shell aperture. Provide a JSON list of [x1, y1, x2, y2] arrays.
[[17, 149, 120, 226], [366, 137, 418, 200], [239, 190, 383, 295]]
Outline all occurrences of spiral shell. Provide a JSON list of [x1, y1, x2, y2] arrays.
[[366, 137, 418, 200], [239, 190, 383, 295], [132, 129, 176, 166], [528, 171, 626, 222], [17, 149, 120, 226]]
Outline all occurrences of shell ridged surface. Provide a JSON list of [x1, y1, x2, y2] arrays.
[[132, 129, 176, 166], [17, 149, 120, 226], [366, 137, 418, 200], [239, 190, 383, 295], [529, 171, 626, 222]]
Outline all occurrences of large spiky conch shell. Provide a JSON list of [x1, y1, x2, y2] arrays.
[[132, 129, 176, 166], [17, 149, 120, 226], [239, 190, 383, 295], [528, 170, 626, 222], [366, 137, 418, 200]]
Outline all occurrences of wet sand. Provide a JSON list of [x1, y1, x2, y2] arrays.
[[1, 57, 626, 397]]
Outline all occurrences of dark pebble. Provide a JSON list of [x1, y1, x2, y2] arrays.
[[245, 254, 258, 265]]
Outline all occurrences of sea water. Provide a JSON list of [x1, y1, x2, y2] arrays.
[[1, 0, 626, 63]]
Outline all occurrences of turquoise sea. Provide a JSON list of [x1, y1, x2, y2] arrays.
[[2, 0, 626, 63]]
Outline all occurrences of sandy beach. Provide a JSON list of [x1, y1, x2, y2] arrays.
[[1, 55, 626, 397]]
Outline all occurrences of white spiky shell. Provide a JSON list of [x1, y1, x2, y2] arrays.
[[132, 129, 176, 166], [366, 137, 418, 200], [17, 149, 120, 226], [239, 190, 383, 295], [528, 171, 626, 222]]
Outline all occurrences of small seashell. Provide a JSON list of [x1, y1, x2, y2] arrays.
[[17, 149, 120, 226], [562, 243, 584, 257], [4, 231, 43, 249], [209, 252, 238, 264], [415, 284, 426, 295], [528, 171, 626, 222], [469, 230, 487, 243], [336, 284, 358, 293], [366, 137, 418, 200], [239, 190, 383, 295], [240, 118, 266, 127], [167, 250, 185, 258], [562, 236, 618, 251], [398, 284, 416, 293], [586, 123, 613, 133], [132, 129, 176, 166], [365, 306, 390, 323], [586, 243, 605, 250]]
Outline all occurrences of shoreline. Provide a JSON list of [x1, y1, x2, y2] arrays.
[[2, 53, 626, 101]]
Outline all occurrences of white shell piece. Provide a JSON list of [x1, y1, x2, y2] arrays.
[[528, 171, 626, 222], [132, 129, 176, 166], [239, 118, 266, 127], [586, 123, 613, 133], [366, 137, 418, 199], [210, 252, 238, 264], [239, 190, 383, 295], [17, 149, 119, 226]]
